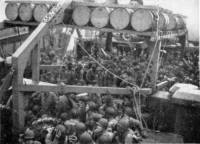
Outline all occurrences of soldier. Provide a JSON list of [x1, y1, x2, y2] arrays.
[[82, 65, 89, 85], [105, 67, 116, 87], [93, 118, 113, 143], [65, 122, 86, 144], [74, 64, 83, 83], [45, 124, 67, 144], [64, 109, 80, 135], [91, 43, 99, 59], [95, 67, 104, 87], [105, 107, 118, 132], [19, 128, 41, 144], [86, 64, 97, 85], [113, 119, 141, 144], [121, 107, 143, 136], [60, 62, 76, 85], [79, 132, 94, 144]]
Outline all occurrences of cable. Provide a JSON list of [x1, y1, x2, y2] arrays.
[[138, 6, 160, 127], [78, 42, 140, 89]]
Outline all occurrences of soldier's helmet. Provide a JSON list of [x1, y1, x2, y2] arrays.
[[98, 118, 108, 130], [117, 119, 129, 131], [124, 107, 132, 117], [91, 113, 102, 122], [55, 124, 66, 133], [60, 112, 68, 121], [79, 132, 93, 144], [97, 134, 111, 144], [87, 101, 97, 111], [24, 128, 35, 139], [105, 107, 116, 117], [74, 122, 86, 135]]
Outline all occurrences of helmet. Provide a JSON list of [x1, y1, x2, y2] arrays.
[[74, 122, 86, 134], [71, 109, 79, 119], [32, 105, 40, 114], [87, 101, 96, 111], [129, 118, 140, 128], [124, 107, 132, 116], [49, 50, 56, 57], [70, 94, 77, 100], [79, 132, 93, 144], [60, 112, 68, 121], [55, 124, 66, 133], [91, 113, 102, 122], [24, 128, 35, 139], [106, 107, 116, 117], [98, 118, 108, 129], [117, 119, 129, 130], [97, 134, 111, 144]]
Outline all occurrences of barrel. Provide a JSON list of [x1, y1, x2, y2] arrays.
[[33, 4, 50, 23], [158, 13, 170, 31], [5, 3, 19, 21], [175, 16, 186, 29], [110, 8, 131, 30], [72, 6, 91, 26], [19, 3, 35, 22], [131, 9, 156, 32], [91, 7, 110, 28], [166, 15, 177, 31]]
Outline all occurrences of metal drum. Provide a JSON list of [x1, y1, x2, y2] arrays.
[[166, 15, 177, 31], [91, 7, 110, 28], [110, 8, 131, 30], [5, 3, 19, 21], [158, 13, 170, 31], [19, 3, 35, 22], [72, 6, 91, 26], [131, 9, 156, 32], [33, 4, 50, 23]]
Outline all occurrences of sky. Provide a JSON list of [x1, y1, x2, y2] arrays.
[[0, 0, 199, 41]]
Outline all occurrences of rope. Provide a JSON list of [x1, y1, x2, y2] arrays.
[[77, 42, 140, 89], [137, 6, 160, 128]]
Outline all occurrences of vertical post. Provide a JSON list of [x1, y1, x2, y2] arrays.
[[32, 44, 40, 82], [105, 32, 112, 52], [199, 44, 200, 88], [179, 34, 187, 60], [12, 68, 25, 134], [147, 40, 162, 88]]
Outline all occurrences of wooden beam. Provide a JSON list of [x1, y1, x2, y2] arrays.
[[12, 73, 25, 133], [179, 35, 187, 60], [31, 44, 40, 82], [12, 22, 48, 84], [0, 27, 29, 40], [11, 0, 73, 131], [5, 0, 59, 4], [55, 24, 157, 36], [19, 79, 152, 95], [156, 81, 169, 91]]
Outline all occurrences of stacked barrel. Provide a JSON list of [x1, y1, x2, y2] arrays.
[[5, 3, 51, 22], [5, 2, 186, 31]]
